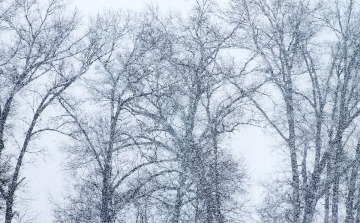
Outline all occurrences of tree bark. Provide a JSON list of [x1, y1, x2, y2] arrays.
[[172, 172, 185, 223], [344, 140, 360, 223]]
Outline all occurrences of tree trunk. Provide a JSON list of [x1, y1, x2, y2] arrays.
[[332, 134, 344, 223], [172, 172, 185, 223], [344, 140, 360, 223], [101, 164, 112, 223], [5, 195, 13, 223], [285, 84, 301, 223], [324, 155, 332, 223]]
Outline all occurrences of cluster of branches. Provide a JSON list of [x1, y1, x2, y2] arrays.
[[51, 0, 252, 222], [1, 0, 249, 223], [4, 0, 360, 223], [0, 0, 117, 222], [226, 0, 360, 222], [50, 1, 250, 223]]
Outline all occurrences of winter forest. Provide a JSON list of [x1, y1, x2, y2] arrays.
[[2, 0, 360, 222]]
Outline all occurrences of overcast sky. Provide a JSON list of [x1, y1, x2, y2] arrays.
[[24, 1, 278, 222]]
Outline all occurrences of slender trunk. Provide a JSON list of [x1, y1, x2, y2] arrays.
[[332, 134, 343, 223], [331, 32, 350, 223], [100, 163, 112, 223], [330, 82, 346, 223], [4, 110, 41, 223], [285, 87, 301, 223], [303, 168, 322, 223], [303, 116, 325, 223], [303, 147, 315, 223], [204, 91, 224, 223], [324, 155, 332, 223], [213, 140, 224, 223], [324, 188, 330, 223], [194, 189, 200, 223], [332, 170, 339, 223], [206, 188, 214, 223], [172, 172, 185, 223], [0, 91, 19, 211], [5, 196, 13, 223], [344, 140, 360, 223], [100, 152, 112, 223], [0, 90, 18, 157], [100, 98, 118, 223]]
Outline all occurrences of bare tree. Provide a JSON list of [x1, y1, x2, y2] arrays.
[[0, 0, 109, 222], [126, 1, 249, 222], [318, 1, 360, 222], [47, 0, 360, 222], [52, 10, 179, 223], [228, 0, 360, 222], [228, 0, 325, 222]]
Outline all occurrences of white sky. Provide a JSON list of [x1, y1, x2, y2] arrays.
[[23, 1, 279, 222]]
